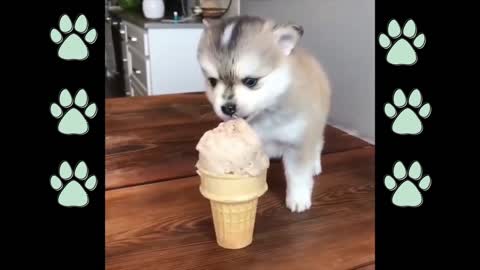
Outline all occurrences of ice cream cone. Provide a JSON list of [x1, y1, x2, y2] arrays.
[[197, 168, 268, 249]]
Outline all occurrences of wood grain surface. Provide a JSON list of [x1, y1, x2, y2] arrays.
[[106, 95, 370, 190], [105, 94, 375, 270]]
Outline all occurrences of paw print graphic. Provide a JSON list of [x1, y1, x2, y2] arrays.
[[384, 88, 431, 135], [50, 161, 98, 208], [50, 14, 97, 61], [379, 19, 426, 65], [50, 88, 97, 135], [384, 161, 431, 207]]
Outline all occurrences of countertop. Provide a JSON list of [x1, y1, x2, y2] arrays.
[[105, 94, 375, 270], [109, 7, 203, 29]]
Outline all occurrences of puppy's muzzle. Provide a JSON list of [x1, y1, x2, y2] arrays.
[[221, 103, 236, 116]]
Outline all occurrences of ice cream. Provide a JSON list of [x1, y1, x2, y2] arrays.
[[195, 118, 269, 176], [195, 118, 269, 249]]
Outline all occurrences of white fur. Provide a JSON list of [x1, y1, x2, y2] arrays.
[[221, 23, 236, 47], [314, 141, 324, 175], [235, 64, 291, 118], [199, 56, 219, 78], [251, 114, 306, 146], [251, 115, 317, 213], [236, 54, 261, 78], [283, 147, 314, 212]]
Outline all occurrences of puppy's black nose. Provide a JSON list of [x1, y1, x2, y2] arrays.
[[221, 103, 236, 116]]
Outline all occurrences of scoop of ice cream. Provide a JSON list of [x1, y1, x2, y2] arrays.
[[195, 118, 269, 176]]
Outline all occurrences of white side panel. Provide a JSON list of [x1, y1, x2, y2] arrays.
[[148, 28, 206, 95]]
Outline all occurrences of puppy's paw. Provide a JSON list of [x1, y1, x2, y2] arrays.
[[286, 187, 312, 212]]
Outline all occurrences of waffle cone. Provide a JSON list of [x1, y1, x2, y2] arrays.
[[197, 168, 268, 249]]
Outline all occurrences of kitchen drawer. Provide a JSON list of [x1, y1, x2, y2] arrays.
[[128, 46, 150, 89], [130, 75, 147, 96], [124, 22, 148, 56]]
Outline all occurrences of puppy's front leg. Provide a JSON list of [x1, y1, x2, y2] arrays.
[[313, 138, 324, 175], [283, 147, 315, 212]]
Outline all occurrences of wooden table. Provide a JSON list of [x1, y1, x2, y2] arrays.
[[106, 94, 375, 270]]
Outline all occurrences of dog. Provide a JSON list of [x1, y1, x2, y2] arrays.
[[196, 15, 331, 212]]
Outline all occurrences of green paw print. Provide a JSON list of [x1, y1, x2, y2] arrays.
[[384, 89, 431, 135], [50, 161, 98, 208], [50, 14, 97, 60], [379, 19, 426, 65], [50, 88, 98, 135], [384, 161, 431, 207]]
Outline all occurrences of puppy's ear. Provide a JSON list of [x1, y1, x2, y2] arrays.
[[273, 23, 304, 55]]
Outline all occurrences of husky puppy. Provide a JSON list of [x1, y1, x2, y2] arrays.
[[197, 15, 331, 212]]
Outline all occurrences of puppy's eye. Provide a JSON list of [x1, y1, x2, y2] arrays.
[[208, 78, 217, 88], [242, 77, 259, 88]]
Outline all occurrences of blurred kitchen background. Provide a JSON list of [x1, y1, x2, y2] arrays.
[[105, 0, 374, 143]]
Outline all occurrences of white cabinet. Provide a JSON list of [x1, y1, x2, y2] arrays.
[[122, 21, 205, 96]]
